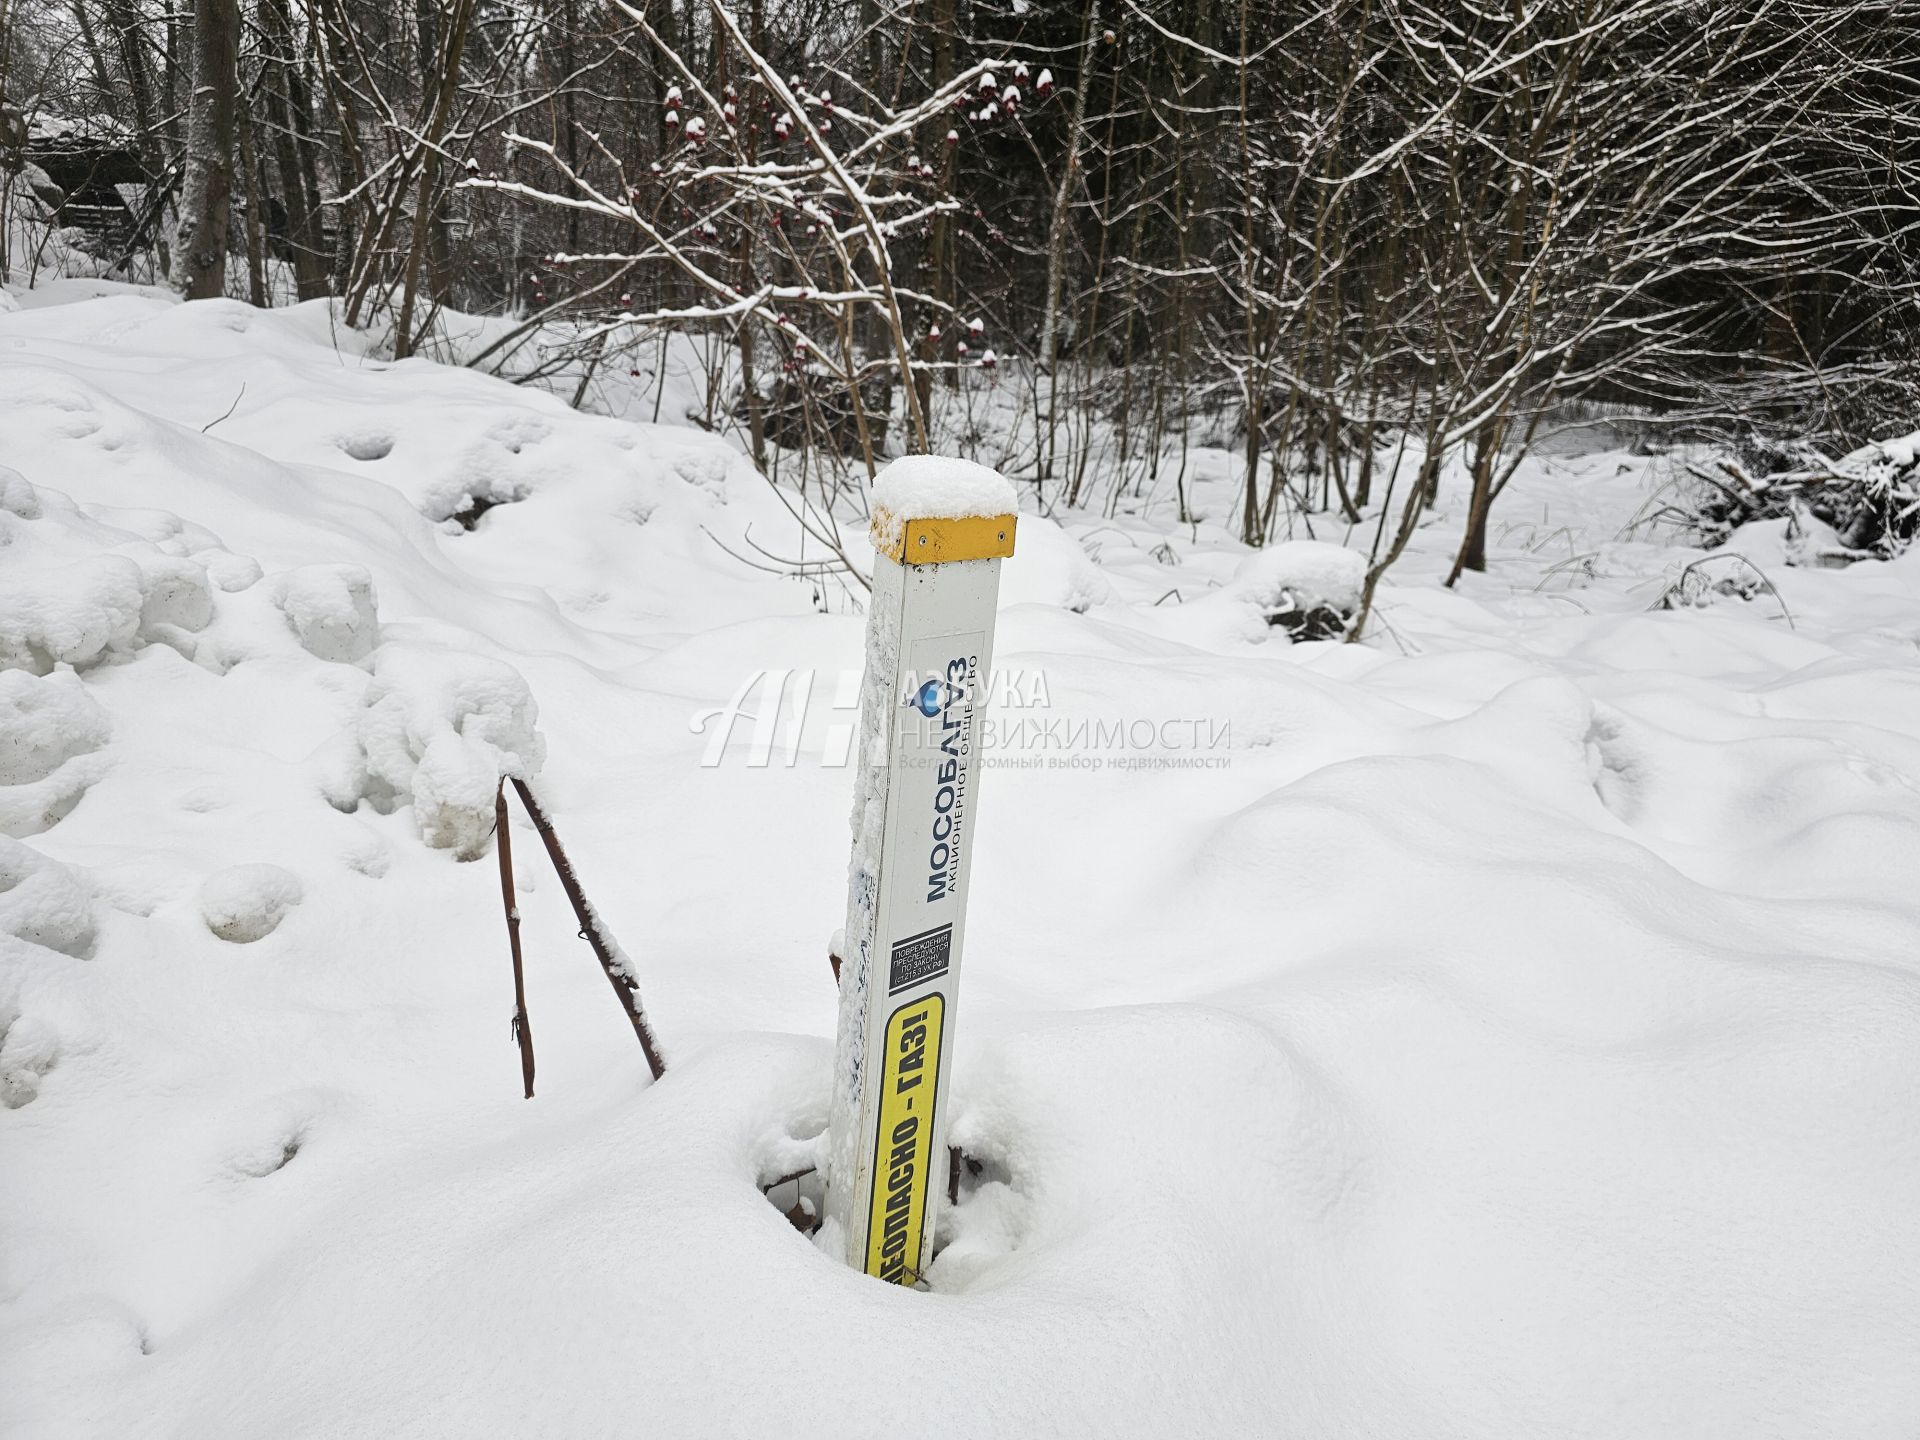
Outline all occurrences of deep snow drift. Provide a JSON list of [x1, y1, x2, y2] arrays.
[[3, 286, 1920, 1438]]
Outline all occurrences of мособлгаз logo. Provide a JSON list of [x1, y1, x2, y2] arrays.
[[909, 679, 944, 717]]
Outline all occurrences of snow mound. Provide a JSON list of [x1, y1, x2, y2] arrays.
[[997, 514, 1110, 612], [272, 564, 379, 663], [199, 864, 304, 943], [0, 670, 112, 836], [134, 553, 215, 635], [0, 1008, 58, 1109], [419, 415, 553, 526], [0, 466, 41, 517], [0, 836, 94, 957], [1714, 511, 1854, 577], [0, 473, 221, 672], [347, 644, 544, 858], [0, 554, 146, 673]]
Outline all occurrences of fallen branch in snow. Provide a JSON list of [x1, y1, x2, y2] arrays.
[[200, 383, 246, 434], [510, 777, 667, 1083], [493, 782, 537, 1100]]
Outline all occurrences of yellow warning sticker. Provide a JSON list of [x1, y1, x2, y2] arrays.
[[865, 992, 945, 1283]]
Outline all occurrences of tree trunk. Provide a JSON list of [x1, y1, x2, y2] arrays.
[[1447, 415, 1505, 584], [393, 0, 475, 358], [261, 0, 328, 299], [171, 0, 239, 299], [420, 0, 456, 304], [236, 86, 268, 305], [1037, 0, 1099, 483], [312, 0, 364, 300]]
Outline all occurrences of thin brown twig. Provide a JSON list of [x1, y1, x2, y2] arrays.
[[494, 781, 536, 1099], [510, 777, 666, 1082]]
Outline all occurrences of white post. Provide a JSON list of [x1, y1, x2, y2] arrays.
[[825, 457, 1018, 1285]]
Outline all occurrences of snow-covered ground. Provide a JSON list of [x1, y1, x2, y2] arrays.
[[4, 284, 1920, 1437]]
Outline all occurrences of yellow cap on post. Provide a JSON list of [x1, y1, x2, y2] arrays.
[[872, 511, 1018, 566]]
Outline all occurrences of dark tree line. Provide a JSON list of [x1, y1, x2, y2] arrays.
[[3, 0, 1915, 584]]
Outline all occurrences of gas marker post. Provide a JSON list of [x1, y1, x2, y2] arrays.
[[825, 457, 1017, 1286]]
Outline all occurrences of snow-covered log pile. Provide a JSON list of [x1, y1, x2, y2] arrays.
[[1691, 430, 1920, 562]]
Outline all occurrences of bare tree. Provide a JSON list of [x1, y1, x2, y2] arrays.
[[9, 0, 1909, 605], [171, 0, 239, 297]]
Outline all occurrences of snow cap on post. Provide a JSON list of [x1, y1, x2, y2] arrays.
[[869, 456, 1018, 566]]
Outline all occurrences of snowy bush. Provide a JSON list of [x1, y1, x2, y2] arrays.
[[1223, 542, 1365, 642]]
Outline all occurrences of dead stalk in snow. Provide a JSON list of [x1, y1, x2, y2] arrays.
[[510, 777, 667, 1082], [493, 781, 537, 1099]]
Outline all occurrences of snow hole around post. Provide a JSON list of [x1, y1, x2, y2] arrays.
[[754, 1055, 1034, 1293]]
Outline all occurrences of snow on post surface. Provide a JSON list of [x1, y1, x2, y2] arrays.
[[824, 549, 902, 1262], [867, 454, 1018, 556]]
